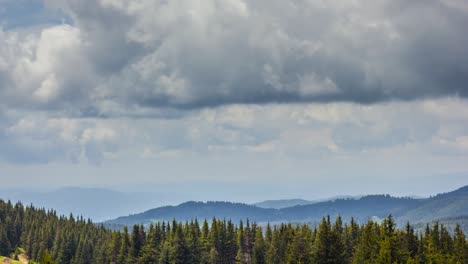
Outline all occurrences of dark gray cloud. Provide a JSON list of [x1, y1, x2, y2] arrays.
[[0, 0, 466, 116]]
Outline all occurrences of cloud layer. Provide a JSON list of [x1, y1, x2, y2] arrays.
[[2, 98, 468, 165]]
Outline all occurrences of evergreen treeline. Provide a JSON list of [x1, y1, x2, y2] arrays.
[[1, 199, 467, 264]]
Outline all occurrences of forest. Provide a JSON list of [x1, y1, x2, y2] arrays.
[[0, 199, 467, 264]]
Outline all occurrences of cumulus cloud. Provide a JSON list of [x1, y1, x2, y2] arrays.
[[1, 98, 468, 168], [129, 98, 468, 158], [0, 111, 120, 164]]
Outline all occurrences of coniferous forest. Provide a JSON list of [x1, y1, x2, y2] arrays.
[[1, 199, 467, 264]]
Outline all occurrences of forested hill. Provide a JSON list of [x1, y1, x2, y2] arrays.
[[252, 199, 315, 209], [104, 185, 468, 231], [252, 196, 361, 209], [397, 185, 468, 224], [105, 201, 281, 227], [1, 199, 468, 264]]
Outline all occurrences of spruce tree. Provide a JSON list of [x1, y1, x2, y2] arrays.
[[404, 222, 418, 260], [140, 224, 161, 264], [453, 224, 467, 264], [117, 226, 130, 264], [172, 223, 190, 264], [236, 220, 246, 264], [129, 224, 144, 261], [40, 250, 55, 264], [252, 227, 266, 264], [314, 216, 341, 264], [287, 224, 313, 264], [352, 221, 379, 264]]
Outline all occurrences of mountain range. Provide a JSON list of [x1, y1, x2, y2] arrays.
[[252, 195, 362, 209], [104, 185, 468, 232]]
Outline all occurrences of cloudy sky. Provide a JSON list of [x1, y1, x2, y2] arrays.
[[1, 0, 467, 203]]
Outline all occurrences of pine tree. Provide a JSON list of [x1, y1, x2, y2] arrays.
[[108, 232, 122, 264], [117, 226, 130, 264], [129, 224, 145, 261], [404, 222, 418, 260], [225, 220, 238, 264], [236, 220, 247, 264], [287, 224, 313, 264], [159, 240, 172, 264], [40, 250, 55, 264], [331, 216, 346, 264], [425, 222, 446, 263], [200, 220, 211, 264], [0, 221, 12, 255], [172, 223, 190, 264], [439, 224, 453, 256], [314, 216, 346, 264], [244, 220, 254, 264], [187, 220, 202, 264], [453, 224, 467, 264], [266, 226, 281, 264], [377, 237, 392, 264], [352, 221, 379, 264], [140, 224, 161, 264], [252, 226, 266, 264], [379, 215, 397, 263], [210, 218, 221, 264], [343, 218, 360, 264]]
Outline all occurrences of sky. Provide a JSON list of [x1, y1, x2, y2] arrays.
[[0, 0, 467, 203]]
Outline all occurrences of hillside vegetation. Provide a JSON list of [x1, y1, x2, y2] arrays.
[[1, 199, 468, 264], [104, 186, 468, 233], [0, 256, 22, 264]]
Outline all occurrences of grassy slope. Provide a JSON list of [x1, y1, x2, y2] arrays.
[[0, 256, 22, 264]]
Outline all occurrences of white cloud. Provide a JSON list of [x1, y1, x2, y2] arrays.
[[0, 24, 97, 111]]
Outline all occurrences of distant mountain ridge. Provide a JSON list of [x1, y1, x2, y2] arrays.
[[253, 199, 314, 209], [397, 185, 468, 224], [103, 185, 468, 232], [253, 195, 362, 209], [105, 201, 281, 229]]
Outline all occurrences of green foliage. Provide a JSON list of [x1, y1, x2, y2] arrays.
[[0, 199, 467, 264], [353, 221, 379, 264], [0, 257, 22, 264], [40, 250, 55, 264]]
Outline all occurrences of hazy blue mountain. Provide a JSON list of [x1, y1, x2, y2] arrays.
[[0, 187, 163, 222], [397, 185, 468, 224], [105, 201, 280, 227], [253, 195, 362, 209], [280, 195, 422, 223], [5, 185, 465, 229], [103, 195, 414, 227], [103, 186, 468, 231], [253, 199, 314, 209]]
